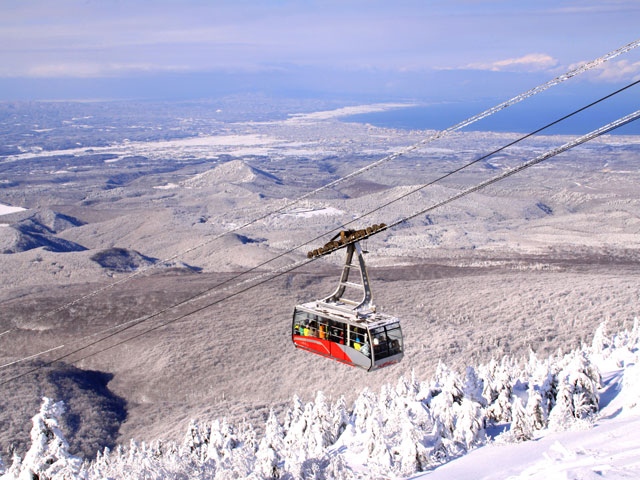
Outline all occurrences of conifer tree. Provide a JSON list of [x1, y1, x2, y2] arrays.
[[351, 388, 376, 433], [2, 453, 22, 480], [529, 359, 557, 423], [429, 366, 463, 441], [485, 359, 513, 425], [463, 366, 486, 407], [237, 419, 259, 456], [17, 397, 83, 480], [549, 350, 601, 429], [283, 401, 314, 478], [509, 396, 533, 442], [183, 419, 210, 461], [591, 322, 610, 354], [627, 317, 640, 350], [525, 388, 547, 430], [548, 378, 574, 429], [395, 371, 419, 401], [479, 358, 500, 408], [308, 391, 334, 455], [364, 407, 391, 473], [330, 396, 349, 444], [453, 397, 485, 450], [254, 409, 284, 479], [207, 418, 238, 471], [323, 454, 354, 480], [282, 394, 304, 433], [567, 351, 601, 419], [394, 415, 428, 477]]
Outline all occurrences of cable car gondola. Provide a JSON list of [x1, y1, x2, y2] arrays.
[[292, 227, 403, 371]]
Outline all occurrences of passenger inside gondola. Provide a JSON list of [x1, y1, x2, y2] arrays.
[[360, 339, 370, 357], [329, 325, 344, 344]]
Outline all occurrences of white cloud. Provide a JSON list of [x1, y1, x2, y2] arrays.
[[12, 62, 189, 79], [463, 53, 559, 73], [586, 59, 640, 83]]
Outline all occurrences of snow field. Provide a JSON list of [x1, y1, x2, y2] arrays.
[[0, 203, 26, 216]]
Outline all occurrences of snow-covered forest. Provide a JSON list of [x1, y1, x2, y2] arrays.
[[2, 319, 638, 480]]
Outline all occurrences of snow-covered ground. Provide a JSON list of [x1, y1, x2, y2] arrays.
[[0, 102, 419, 165], [413, 326, 640, 480], [418, 413, 640, 479], [0, 203, 26, 216], [285, 103, 414, 123], [417, 370, 640, 479], [2, 321, 639, 479]]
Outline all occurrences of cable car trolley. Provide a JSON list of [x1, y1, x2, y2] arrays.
[[292, 225, 404, 371]]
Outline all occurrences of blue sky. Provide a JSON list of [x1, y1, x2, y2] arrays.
[[1, 0, 639, 102]]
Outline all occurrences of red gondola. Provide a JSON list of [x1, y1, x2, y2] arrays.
[[292, 229, 403, 371]]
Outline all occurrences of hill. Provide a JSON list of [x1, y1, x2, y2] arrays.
[[180, 159, 283, 192], [0, 210, 86, 254]]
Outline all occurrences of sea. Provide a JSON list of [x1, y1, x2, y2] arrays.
[[342, 95, 639, 136]]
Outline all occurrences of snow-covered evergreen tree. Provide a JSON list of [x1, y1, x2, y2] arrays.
[[429, 363, 463, 440], [485, 359, 513, 424], [528, 358, 557, 427], [393, 415, 429, 476], [183, 419, 210, 461], [207, 418, 237, 468], [549, 350, 601, 429], [453, 397, 485, 450], [591, 322, 610, 354], [364, 406, 392, 474], [1, 453, 22, 480], [283, 394, 307, 451], [350, 388, 376, 434], [479, 358, 499, 407], [567, 351, 601, 419], [13, 397, 84, 480], [463, 366, 486, 407], [329, 396, 349, 445], [253, 409, 284, 479], [395, 372, 419, 402], [283, 399, 313, 478], [322, 454, 354, 480], [548, 378, 575, 430], [525, 387, 547, 430], [306, 391, 334, 456], [507, 396, 533, 442]]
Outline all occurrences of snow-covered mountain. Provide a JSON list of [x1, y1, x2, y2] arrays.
[[2, 320, 638, 479]]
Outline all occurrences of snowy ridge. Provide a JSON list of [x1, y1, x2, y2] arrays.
[[2, 320, 640, 479]]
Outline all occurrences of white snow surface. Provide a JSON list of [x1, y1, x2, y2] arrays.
[[417, 398, 640, 480], [286, 103, 414, 123], [0, 203, 26, 216], [413, 347, 640, 480]]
